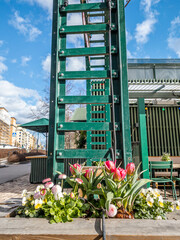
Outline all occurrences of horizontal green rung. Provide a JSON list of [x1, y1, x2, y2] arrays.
[[90, 57, 105, 60], [90, 111, 105, 113], [56, 149, 121, 159], [91, 142, 106, 145], [58, 95, 119, 104], [59, 46, 117, 57], [58, 70, 118, 79], [59, 24, 116, 34], [90, 134, 106, 137], [59, 2, 114, 13], [91, 118, 106, 121], [89, 40, 105, 43], [57, 122, 120, 131]]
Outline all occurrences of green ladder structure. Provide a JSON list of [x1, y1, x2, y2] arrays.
[[47, 0, 132, 179]]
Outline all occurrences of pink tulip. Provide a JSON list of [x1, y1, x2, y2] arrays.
[[42, 178, 51, 184], [84, 168, 94, 180], [58, 174, 67, 179], [105, 160, 115, 173], [75, 178, 83, 184], [126, 162, 135, 176], [113, 168, 127, 182], [106, 204, 117, 218], [70, 163, 81, 175], [40, 188, 46, 196], [45, 181, 54, 189], [70, 192, 75, 199]]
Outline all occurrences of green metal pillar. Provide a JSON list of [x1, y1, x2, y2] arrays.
[[137, 98, 150, 182]]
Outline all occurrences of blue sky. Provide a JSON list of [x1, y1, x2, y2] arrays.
[[0, 0, 180, 124]]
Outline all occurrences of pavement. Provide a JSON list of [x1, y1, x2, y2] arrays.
[[0, 161, 31, 184]]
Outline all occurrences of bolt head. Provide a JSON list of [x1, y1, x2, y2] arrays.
[[114, 97, 117, 101], [115, 124, 118, 128], [60, 73, 64, 76], [60, 124, 63, 128], [60, 50, 64, 54], [112, 24, 115, 28], [59, 152, 62, 156], [116, 152, 120, 156], [113, 48, 116, 51], [113, 72, 117, 75], [61, 28, 65, 31], [111, 2, 114, 6], [60, 98, 64, 102]]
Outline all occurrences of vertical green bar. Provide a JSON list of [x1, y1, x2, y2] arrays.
[[117, 0, 132, 165], [137, 98, 150, 183], [47, 0, 59, 179]]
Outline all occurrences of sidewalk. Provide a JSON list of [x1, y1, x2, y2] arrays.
[[0, 174, 38, 203]]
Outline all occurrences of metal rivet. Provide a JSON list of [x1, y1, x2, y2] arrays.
[[59, 152, 62, 156], [128, 157, 131, 160], [61, 28, 65, 31], [60, 50, 64, 54], [60, 73, 64, 76], [113, 72, 117, 75], [52, 100, 54, 103], [114, 97, 117, 101], [111, 2, 114, 6], [52, 76, 55, 78], [54, 32, 56, 34], [115, 124, 118, 128], [112, 24, 115, 28], [116, 152, 120, 156], [113, 48, 116, 51], [60, 98, 64, 102], [60, 124, 63, 128], [50, 153, 52, 155]]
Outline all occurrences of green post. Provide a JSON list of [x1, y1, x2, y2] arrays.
[[137, 98, 150, 184]]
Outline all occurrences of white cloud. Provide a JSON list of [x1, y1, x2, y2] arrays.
[[20, 0, 53, 17], [127, 49, 133, 58], [0, 41, 3, 47], [66, 57, 85, 71], [0, 80, 42, 123], [9, 11, 42, 41], [126, 30, 133, 44], [135, 0, 160, 44], [21, 56, 31, 66], [168, 16, 180, 57], [42, 54, 51, 74], [12, 59, 17, 63], [0, 57, 8, 79]]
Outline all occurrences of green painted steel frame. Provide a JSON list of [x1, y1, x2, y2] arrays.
[[137, 98, 150, 184]]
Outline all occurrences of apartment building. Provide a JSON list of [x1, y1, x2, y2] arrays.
[[0, 108, 11, 145]]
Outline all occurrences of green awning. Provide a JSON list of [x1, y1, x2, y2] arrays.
[[20, 118, 49, 133]]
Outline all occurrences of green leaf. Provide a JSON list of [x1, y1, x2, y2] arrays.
[[105, 192, 114, 210]]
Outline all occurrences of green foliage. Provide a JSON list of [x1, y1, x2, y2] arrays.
[[75, 131, 86, 148], [161, 153, 171, 161], [17, 190, 85, 223], [133, 188, 174, 219]]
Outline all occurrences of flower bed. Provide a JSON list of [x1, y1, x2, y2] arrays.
[[17, 161, 179, 223]]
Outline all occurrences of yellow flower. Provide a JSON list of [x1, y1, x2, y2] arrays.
[[147, 201, 153, 207], [159, 201, 164, 208], [35, 203, 42, 209], [176, 206, 180, 210], [43, 198, 47, 204], [140, 192, 144, 197]]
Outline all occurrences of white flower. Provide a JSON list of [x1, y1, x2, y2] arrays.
[[155, 216, 162, 220], [147, 187, 152, 192], [35, 185, 44, 192], [174, 201, 180, 210], [146, 195, 154, 207], [21, 189, 27, 197], [152, 188, 161, 198], [54, 192, 63, 200], [169, 205, 174, 212], [35, 199, 43, 209], [22, 197, 27, 206], [52, 185, 62, 194]]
